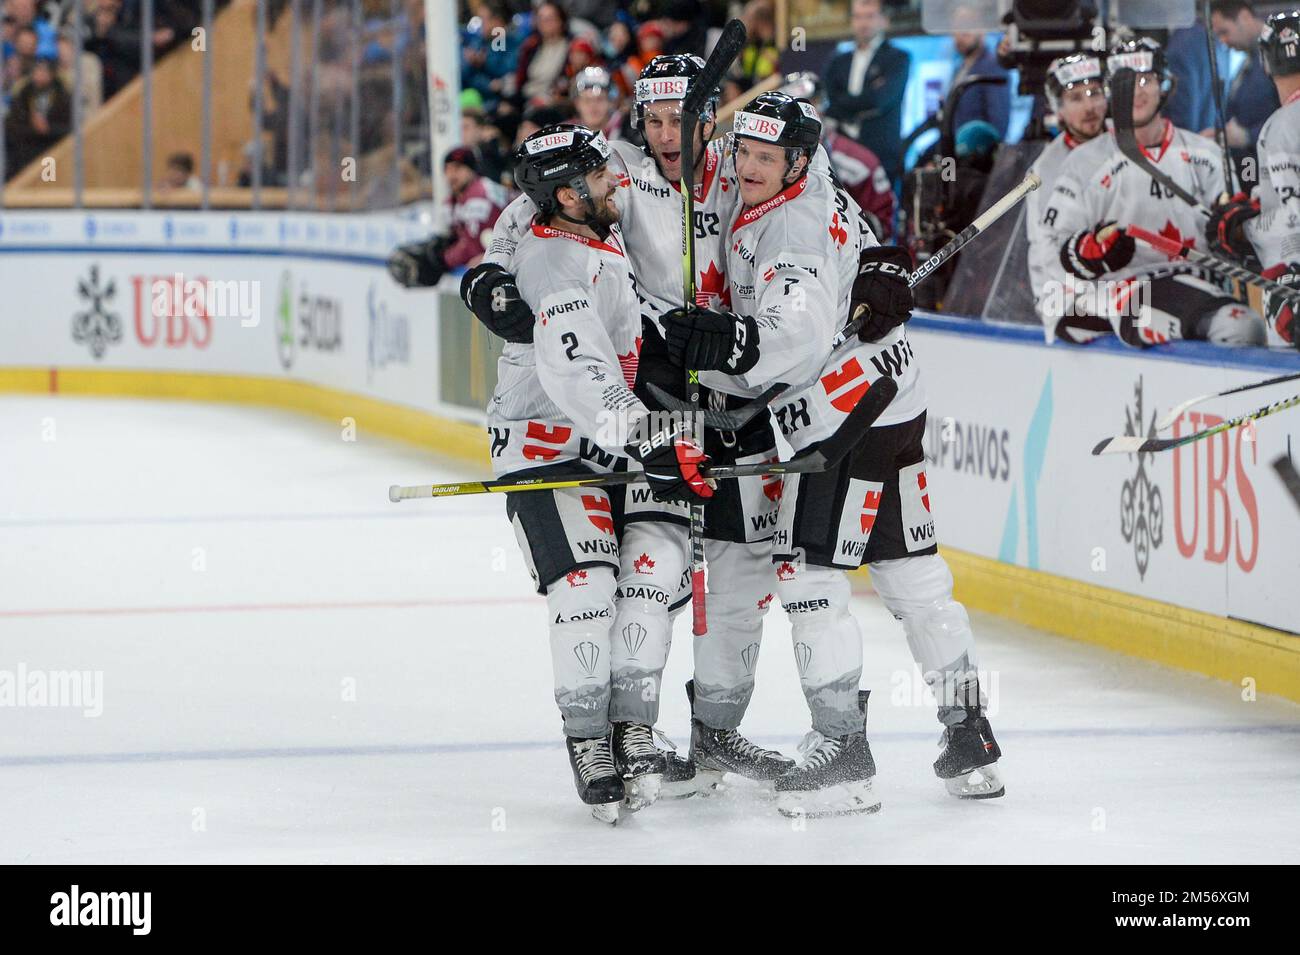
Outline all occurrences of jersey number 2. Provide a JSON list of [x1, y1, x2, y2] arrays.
[[561, 332, 579, 360]]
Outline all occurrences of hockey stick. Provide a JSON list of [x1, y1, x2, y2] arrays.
[[389, 376, 898, 500], [1155, 369, 1300, 431], [907, 171, 1041, 290], [681, 17, 747, 636], [1202, 1, 1239, 196], [1127, 224, 1300, 306], [1092, 390, 1300, 455], [1110, 68, 1211, 217], [648, 171, 1044, 426]]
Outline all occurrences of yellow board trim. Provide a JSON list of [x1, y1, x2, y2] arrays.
[[4, 365, 1296, 703], [852, 549, 1300, 704]]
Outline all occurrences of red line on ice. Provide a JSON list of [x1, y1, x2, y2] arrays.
[[0, 595, 542, 619]]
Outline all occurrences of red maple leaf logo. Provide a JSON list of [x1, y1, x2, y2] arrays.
[[776, 562, 796, 581], [757, 593, 774, 610], [1158, 219, 1193, 251], [565, 570, 588, 587], [828, 211, 848, 247], [695, 261, 727, 306], [633, 553, 655, 574]]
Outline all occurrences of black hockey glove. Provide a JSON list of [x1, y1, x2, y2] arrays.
[[663, 305, 759, 375], [460, 262, 535, 344], [386, 235, 448, 288], [1262, 263, 1300, 348], [1061, 221, 1135, 280], [1205, 192, 1261, 263], [626, 420, 715, 504], [851, 245, 914, 342]]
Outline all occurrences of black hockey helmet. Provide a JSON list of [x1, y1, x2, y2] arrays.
[[1045, 53, 1105, 111], [1105, 36, 1173, 103], [512, 124, 612, 226], [732, 91, 821, 182], [633, 54, 720, 130], [1260, 11, 1300, 78]]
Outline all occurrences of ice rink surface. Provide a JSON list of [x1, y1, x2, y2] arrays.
[[3, 395, 1298, 864]]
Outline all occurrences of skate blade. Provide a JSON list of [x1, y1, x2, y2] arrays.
[[775, 779, 881, 819], [621, 774, 663, 812], [944, 763, 1005, 799], [662, 767, 724, 800], [590, 801, 621, 825]]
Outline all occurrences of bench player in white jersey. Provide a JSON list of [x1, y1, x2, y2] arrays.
[[462, 55, 797, 793], [1204, 11, 1300, 347], [665, 92, 1005, 816], [1040, 37, 1267, 347], [1026, 54, 1114, 343], [489, 124, 714, 823]]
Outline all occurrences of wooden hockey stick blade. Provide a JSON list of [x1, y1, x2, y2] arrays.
[[1110, 68, 1209, 216], [645, 380, 787, 430], [1155, 370, 1300, 431]]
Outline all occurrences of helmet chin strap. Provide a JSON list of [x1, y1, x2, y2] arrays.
[[556, 178, 612, 239]]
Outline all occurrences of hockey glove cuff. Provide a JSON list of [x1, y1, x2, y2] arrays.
[[852, 245, 914, 342], [1061, 221, 1135, 280], [663, 306, 760, 375]]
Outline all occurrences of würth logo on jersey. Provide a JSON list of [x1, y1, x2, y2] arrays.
[[582, 494, 615, 534], [1117, 377, 1164, 580], [522, 421, 572, 461], [860, 489, 882, 533], [828, 212, 849, 247], [820, 356, 871, 412]]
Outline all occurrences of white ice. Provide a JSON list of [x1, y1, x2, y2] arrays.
[[2, 395, 1298, 864]]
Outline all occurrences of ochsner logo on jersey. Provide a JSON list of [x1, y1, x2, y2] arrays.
[[733, 111, 785, 141], [635, 77, 688, 102]]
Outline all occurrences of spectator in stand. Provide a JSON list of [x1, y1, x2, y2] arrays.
[[461, 106, 510, 185], [661, 0, 707, 58], [58, 27, 104, 113], [6, 0, 57, 59], [1165, 21, 1218, 132], [386, 146, 509, 287], [513, 104, 568, 151], [9, 24, 37, 78], [603, 12, 639, 98], [158, 151, 200, 193], [4, 54, 71, 176], [563, 34, 601, 88], [625, 21, 664, 82], [83, 0, 140, 99], [948, 29, 1010, 139], [824, 0, 910, 188], [570, 65, 624, 141], [514, 1, 571, 109], [737, 0, 780, 90], [1207, 0, 1281, 188], [461, 0, 520, 115]]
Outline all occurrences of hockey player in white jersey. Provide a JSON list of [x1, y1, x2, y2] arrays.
[[1026, 54, 1114, 342], [1204, 10, 1300, 347], [666, 92, 1005, 816], [462, 55, 797, 794], [490, 125, 714, 823], [1040, 37, 1267, 347]]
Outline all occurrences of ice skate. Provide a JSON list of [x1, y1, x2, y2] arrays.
[[611, 721, 665, 812], [566, 734, 625, 824], [934, 710, 1005, 799], [686, 680, 793, 785], [774, 690, 880, 818]]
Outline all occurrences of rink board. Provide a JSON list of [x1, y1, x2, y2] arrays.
[[2, 209, 1297, 698]]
